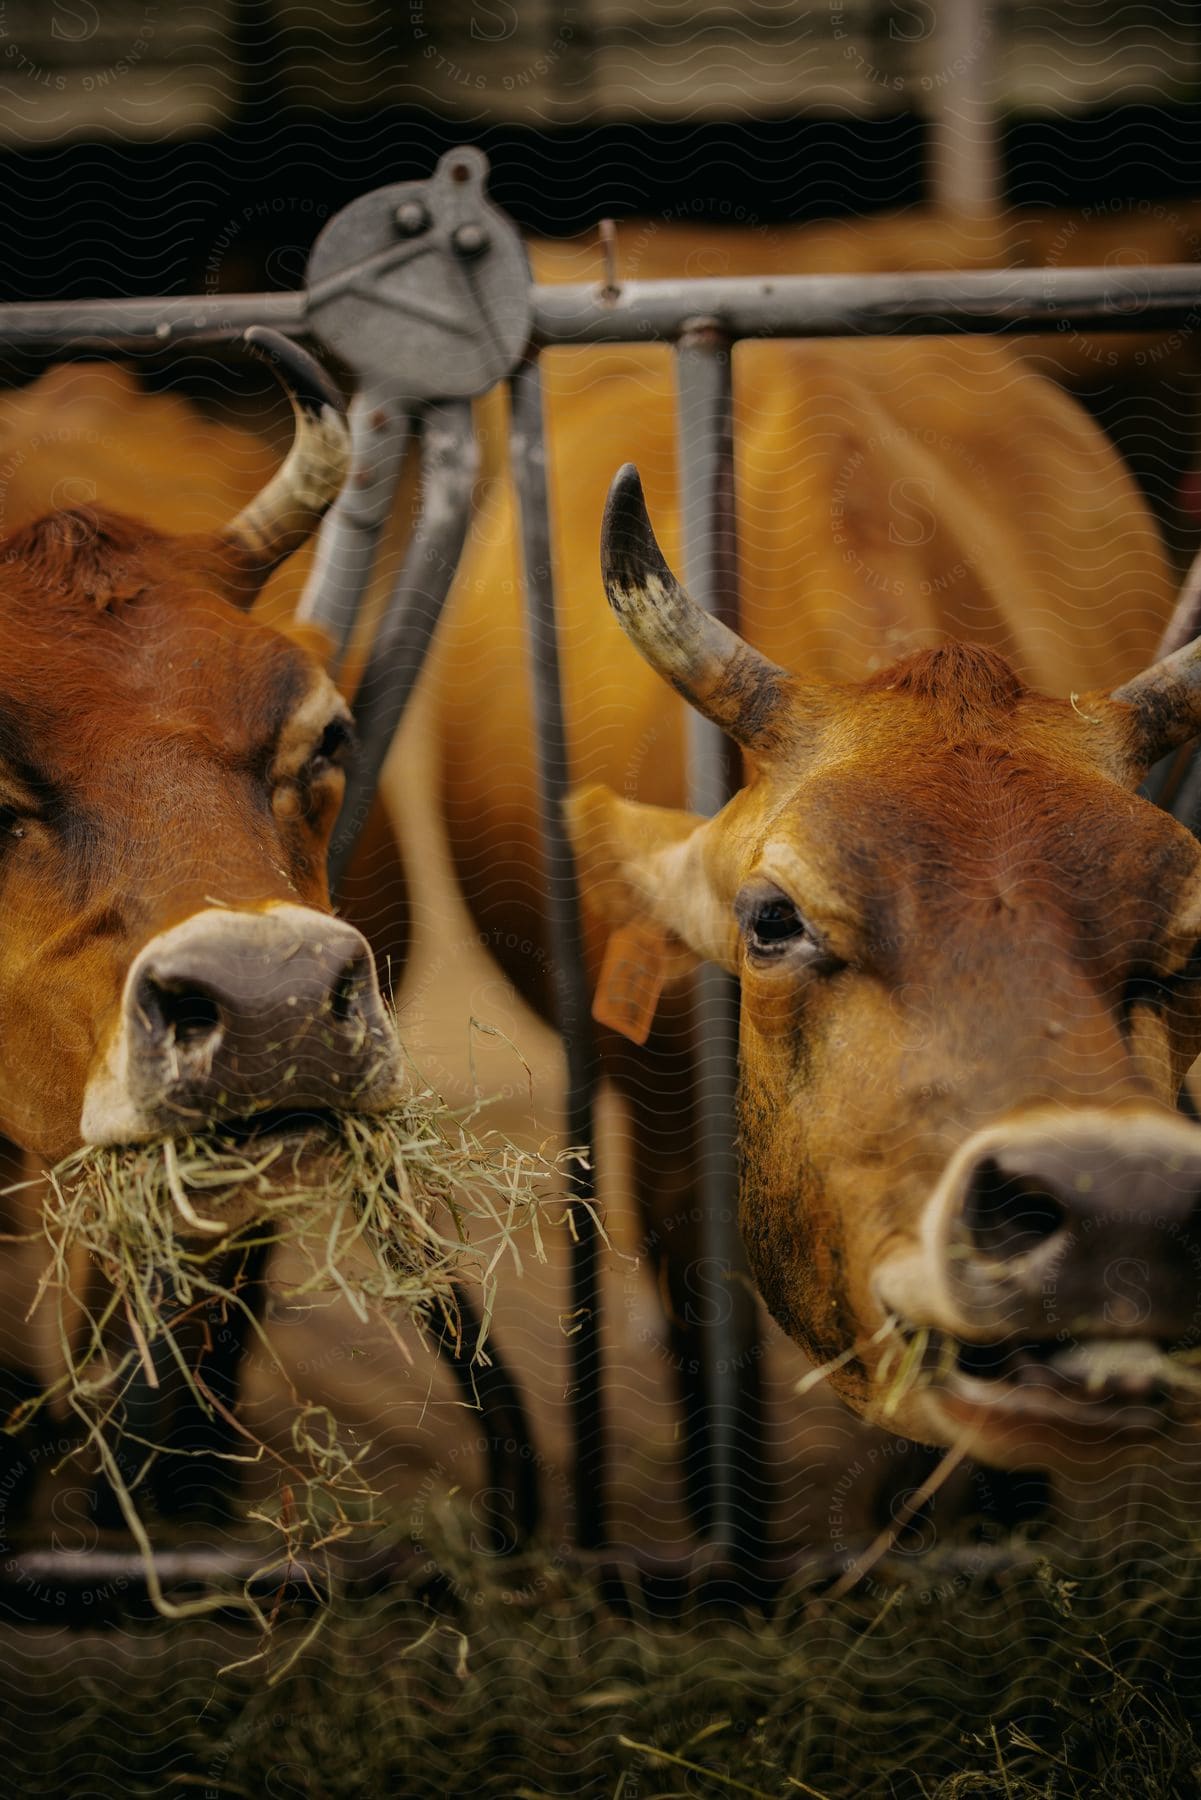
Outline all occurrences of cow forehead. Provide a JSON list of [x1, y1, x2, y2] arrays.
[[0, 590, 327, 775], [755, 730, 1201, 948]]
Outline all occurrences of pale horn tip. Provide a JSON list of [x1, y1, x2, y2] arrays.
[[222, 329, 351, 585]]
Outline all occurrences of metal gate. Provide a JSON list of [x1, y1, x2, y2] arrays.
[[2, 144, 1201, 1606]]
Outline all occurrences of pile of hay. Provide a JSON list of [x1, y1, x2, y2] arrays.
[[13, 1082, 569, 1634], [4, 1514, 1201, 1796]]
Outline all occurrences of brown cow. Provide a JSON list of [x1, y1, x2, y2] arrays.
[[429, 330, 1177, 1534], [0, 334, 410, 1527], [567, 463, 1201, 1488], [0, 339, 401, 1160]]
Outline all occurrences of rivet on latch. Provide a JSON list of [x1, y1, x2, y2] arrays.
[[452, 222, 490, 258], [394, 200, 430, 238]]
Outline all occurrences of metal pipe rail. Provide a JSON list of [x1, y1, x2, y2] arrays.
[[0, 292, 304, 352], [2, 261, 1200, 356], [531, 262, 1201, 345], [675, 322, 755, 1559], [511, 356, 607, 1551], [0, 1536, 1033, 1626]]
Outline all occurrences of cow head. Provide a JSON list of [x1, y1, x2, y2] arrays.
[[569, 464, 1201, 1477], [0, 332, 402, 1161]]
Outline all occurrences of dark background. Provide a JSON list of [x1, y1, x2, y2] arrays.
[[0, 2, 1200, 552], [0, 2, 1197, 301]]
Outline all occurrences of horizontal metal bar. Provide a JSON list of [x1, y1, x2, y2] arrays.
[[0, 1537, 1034, 1623], [2, 259, 1200, 361], [532, 263, 1201, 346], [0, 291, 305, 352], [1, 1547, 323, 1590]]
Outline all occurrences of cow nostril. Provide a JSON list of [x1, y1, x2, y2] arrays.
[[964, 1157, 1066, 1260], [140, 979, 222, 1052]]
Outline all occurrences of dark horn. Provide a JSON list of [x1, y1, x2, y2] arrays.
[[220, 327, 350, 596], [1111, 635, 1201, 770], [601, 464, 792, 753]]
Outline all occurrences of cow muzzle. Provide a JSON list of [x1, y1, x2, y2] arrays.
[[873, 1108, 1201, 1459], [80, 904, 404, 1145]]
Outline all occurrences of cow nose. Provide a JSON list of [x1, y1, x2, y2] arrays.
[[80, 904, 403, 1144], [944, 1113, 1201, 1342], [137, 932, 371, 1082]]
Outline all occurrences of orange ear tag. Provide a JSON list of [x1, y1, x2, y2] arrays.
[[593, 919, 670, 1045]]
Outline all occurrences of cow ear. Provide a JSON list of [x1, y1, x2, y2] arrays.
[[565, 783, 740, 975]]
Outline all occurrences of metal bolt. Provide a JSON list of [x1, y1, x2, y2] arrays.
[[394, 200, 430, 238], [452, 222, 490, 258]]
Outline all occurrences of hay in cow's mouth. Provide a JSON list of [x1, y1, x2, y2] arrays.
[[798, 1313, 1201, 1429], [14, 1084, 573, 1654], [873, 1317, 1201, 1424], [44, 1099, 556, 1331]]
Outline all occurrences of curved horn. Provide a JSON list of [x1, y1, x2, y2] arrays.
[[601, 464, 792, 753], [1111, 635, 1201, 770], [221, 327, 350, 590]]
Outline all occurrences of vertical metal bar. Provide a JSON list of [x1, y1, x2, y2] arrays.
[[297, 388, 412, 671], [927, 0, 1000, 214], [438, 1288, 542, 1549], [509, 355, 607, 1551], [676, 320, 758, 1559], [315, 389, 548, 1557], [329, 399, 478, 885], [1141, 563, 1201, 814]]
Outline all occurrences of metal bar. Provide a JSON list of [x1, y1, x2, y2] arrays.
[[298, 389, 413, 672], [1168, 753, 1201, 840], [312, 384, 545, 1562], [675, 322, 755, 1558], [437, 1286, 542, 1549], [509, 354, 607, 1551], [0, 291, 304, 353], [1140, 560, 1201, 814], [927, 0, 1000, 214], [329, 399, 478, 885], [0, 1535, 1031, 1623], [677, 322, 743, 809], [0, 1549, 326, 1591], [0, 260, 1197, 361], [531, 264, 1201, 347]]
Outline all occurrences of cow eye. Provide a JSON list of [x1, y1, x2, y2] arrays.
[[308, 715, 355, 776], [736, 882, 827, 964], [751, 897, 805, 944]]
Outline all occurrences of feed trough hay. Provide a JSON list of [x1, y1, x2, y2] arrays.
[[5, 1520, 1201, 1797], [11, 1079, 568, 1642]]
